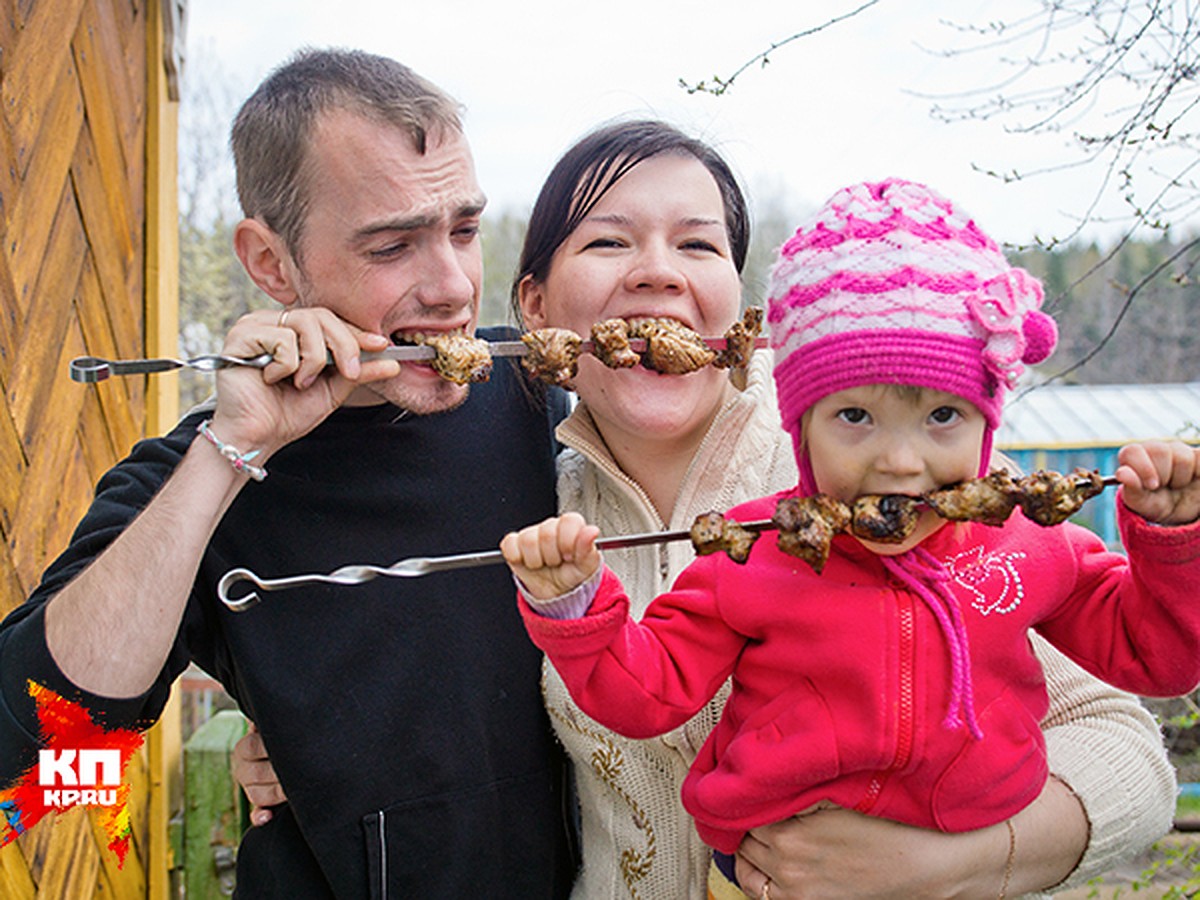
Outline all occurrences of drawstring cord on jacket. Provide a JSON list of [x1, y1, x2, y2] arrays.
[[882, 548, 984, 740]]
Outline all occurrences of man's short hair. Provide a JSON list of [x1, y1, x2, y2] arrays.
[[231, 48, 464, 258]]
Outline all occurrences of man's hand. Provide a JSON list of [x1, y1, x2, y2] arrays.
[[232, 722, 288, 826], [207, 307, 401, 462], [500, 513, 601, 600]]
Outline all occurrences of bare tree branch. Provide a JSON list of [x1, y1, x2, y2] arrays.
[[677, 2, 1200, 385], [925, 0, 1200, 244], [684, 2, 1199, 243], [1017, 233, 1200, 392], [679, 0, 885, 95]]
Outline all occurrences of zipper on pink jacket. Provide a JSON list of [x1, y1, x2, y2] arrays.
[[856, 589, 917, 813]]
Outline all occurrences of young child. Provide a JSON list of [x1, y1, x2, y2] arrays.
[[500, 179, 1200, 867]]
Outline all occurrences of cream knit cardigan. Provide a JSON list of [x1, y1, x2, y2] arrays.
[[548, 351, 1176, 900]]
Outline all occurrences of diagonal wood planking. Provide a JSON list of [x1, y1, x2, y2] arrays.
[[1, 0, 146, 605], [0, 0, 152, 896]]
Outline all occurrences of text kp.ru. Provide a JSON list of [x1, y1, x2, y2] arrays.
[[38, 749, 121, 807]]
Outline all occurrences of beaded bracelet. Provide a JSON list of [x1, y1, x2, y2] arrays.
[[196, 420, 267, 481]]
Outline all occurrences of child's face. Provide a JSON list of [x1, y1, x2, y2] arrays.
[[805, 384, 987, 554]]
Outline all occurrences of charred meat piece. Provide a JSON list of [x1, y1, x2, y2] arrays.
[[924, 471, 1021, 527], [713, 307, 765, 370], [628, 317, 717, 375], [689, 511, 760, 564], [521, 327, 582, 386], [590, 319, 641, 369], [849, 494, 922, 544], [1017, 468, 1105, 526], [414, 331, 492, 384], [772, 494, 851, 574]]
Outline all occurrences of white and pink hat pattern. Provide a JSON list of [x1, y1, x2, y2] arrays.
[[768, 178, 1058, 483]]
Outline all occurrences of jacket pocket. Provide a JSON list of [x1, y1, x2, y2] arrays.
[[688, 683, 841, 825], [930, 686, 1047, 831]]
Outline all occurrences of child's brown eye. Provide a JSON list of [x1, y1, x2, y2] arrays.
[[837, 408, 869, 424], [930, 406, 960, 424]]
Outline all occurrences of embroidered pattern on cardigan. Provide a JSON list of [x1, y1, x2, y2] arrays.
[[541, 668, 657, 898]]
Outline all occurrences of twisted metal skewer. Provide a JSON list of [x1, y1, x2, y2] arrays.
[[70, 354, 277, 382], [217, 522, 776, 612], [218, 473, 1121, 612]]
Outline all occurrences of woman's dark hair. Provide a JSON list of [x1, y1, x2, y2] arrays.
[[509, 119, 750, 320]]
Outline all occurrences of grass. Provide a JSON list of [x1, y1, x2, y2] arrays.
[[1177, 793, 1200, 820]]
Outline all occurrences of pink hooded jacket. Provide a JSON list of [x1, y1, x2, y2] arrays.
[[520, 490, 1200, 854]]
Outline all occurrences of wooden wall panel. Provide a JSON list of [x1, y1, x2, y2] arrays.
[[73, 121, 143, 368], [3, 0, 86, 178], [0, 0, 169, 896], [6, 52, 84, 316], [8, 185, 87, 452], [0, 0, 147, 600], [0, 396, 23, 536], [0, 250, 22, 379]]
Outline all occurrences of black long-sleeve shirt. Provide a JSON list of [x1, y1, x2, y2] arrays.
[[0, 333, 576, 898]]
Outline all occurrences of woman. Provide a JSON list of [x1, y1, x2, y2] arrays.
[[236, 120, 1176, 899], [510, 120, 1175, 900]]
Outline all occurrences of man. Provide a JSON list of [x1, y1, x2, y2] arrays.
[[0, 49, 575, 897]]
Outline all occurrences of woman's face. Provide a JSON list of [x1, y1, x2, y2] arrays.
[[519, 153, 742, 446]]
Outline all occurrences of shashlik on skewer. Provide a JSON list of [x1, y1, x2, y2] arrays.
[[518, 328, 583, 387], [217, 469, 1114, 608], [519, 307, 765, 386], [769, 494, 852, 573], [712, 307, 765, 370], [692, 468, 1113, 572], [1014, 468, 1107, 527], [689, 512, 762, 564], [69, 309, 766, 385]]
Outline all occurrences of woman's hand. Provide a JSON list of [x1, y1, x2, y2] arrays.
[[734, 804, 988, 900], [232, 722, 288, 826], [734, 777, 1086, 899]]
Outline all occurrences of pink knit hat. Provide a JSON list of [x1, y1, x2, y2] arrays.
[[769, 178, 1057, 491]]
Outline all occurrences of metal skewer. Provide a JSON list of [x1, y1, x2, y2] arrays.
[[218, 520, 777, 612], [70, 353, 278, 383], [69, 337, 768, 382], [217, 473, 1122, 613]]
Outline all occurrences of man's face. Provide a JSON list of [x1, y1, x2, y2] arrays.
[[292, 109, 486, 413]]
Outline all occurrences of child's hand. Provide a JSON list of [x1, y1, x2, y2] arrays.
[[500, 512, 602, 600], [1116, 440, 1200, 525]]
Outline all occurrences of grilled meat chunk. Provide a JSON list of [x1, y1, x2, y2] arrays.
[[415, 331, 492, 384], [849, 494, 922, 544], [590, 319, 641, 369], [689, 511, 760, 564], [924, 471, 1021, 527], [772, 494, 851, 574], [713, 307, 765, 370], [521, 327, 582, 386], [1016, 468, 1105, 526], [628, 317, 716, 375]]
